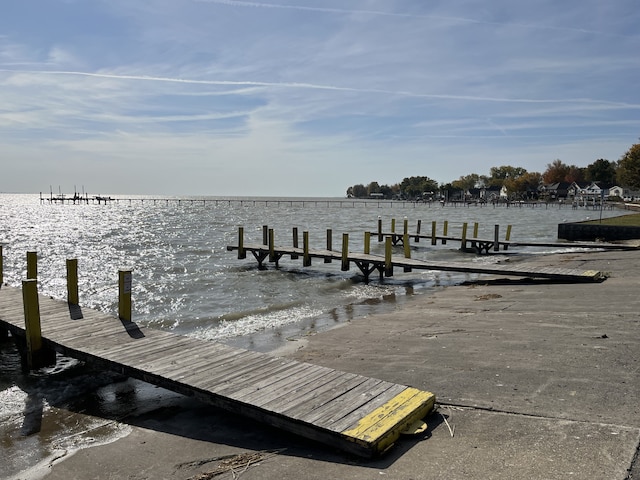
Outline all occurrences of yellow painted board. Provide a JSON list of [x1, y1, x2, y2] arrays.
[[581, 270, 600, 277], [341, 387, 435, 452]]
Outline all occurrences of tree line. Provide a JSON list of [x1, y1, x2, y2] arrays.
[[346, 143, 640, 200]]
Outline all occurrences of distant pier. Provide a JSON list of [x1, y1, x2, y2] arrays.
[[37, 193, 619, 210]]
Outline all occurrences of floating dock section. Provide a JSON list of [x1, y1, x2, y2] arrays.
[[0, 286, 435, 458]]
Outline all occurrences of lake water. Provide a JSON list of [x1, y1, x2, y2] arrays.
[[0, 193, 626, 477]]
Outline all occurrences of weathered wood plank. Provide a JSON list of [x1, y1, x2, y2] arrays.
[[163, 351, 277, 384], [256, 369, 348, 411], [182, 354, 279, 389], [326, 383, 408, 432], [300, 378, 387, 426], [281, 373, 368, 419], [133, 341, 233, 372], [212, 359, 318, 397], [222, 361, 318, 400]]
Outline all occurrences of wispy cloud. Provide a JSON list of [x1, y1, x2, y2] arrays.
[[196, 0, 630, 37], [2, 69, 638, 108]]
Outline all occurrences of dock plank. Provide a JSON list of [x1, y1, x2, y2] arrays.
[[212, 359, 319, 397]]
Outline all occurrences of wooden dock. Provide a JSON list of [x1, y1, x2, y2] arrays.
[[0, 286, 435, 458], [374, 219, 639, 255], [227, 241, 606, 284], [379, 231, 638, 254]]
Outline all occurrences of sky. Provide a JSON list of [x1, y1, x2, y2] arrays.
[[1, 0, 639, 196]]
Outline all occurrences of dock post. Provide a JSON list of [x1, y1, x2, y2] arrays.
[[403, 218, 408, 236], [22, 279, 56, 370], [118, 270, 132, 322], [415, 220, 421, 242], [403, 233, 412, 272], [461, 223, 468, 251], [473, 222, 479, 238], [237, 227, 246, 259], [442, 221, 448, 245], [494, 225, 500, 252], [262, 225, 268, 246], [364, 231, 371, 254], [27, 251, 37, 280], [504, 225, 512, 250], [303, 231, 311, 267], [403, 233, 411, 259], [431, 221, 437, 245], [391, 218, 396, 234], [66, 259, 79, 305], [341, 234, 349, 271], [377, 217, 383, 242], [0, 247, 7, 335], [384, 237, 393, 277], [268, 229, 276, 263], [292, 227, 299, 259], [325, 229, 333, 263]]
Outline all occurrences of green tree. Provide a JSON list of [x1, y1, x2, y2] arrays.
[[379, 184, 395, 198], [510, 172, 542, 198], [349, 184, 367, 198], [585, 159, 617, 184], [617, 143, 640, 189], [451, 174, 479, 191], [399, 176, 438, 199], [488, 166, 527, 187], [366, 181, 381, 196]]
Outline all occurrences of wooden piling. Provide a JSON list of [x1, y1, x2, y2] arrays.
[[268, 229, 276, 262], [341, 234, 349, 271], [237, 227, 246, 259], [403, 233, 411, 259], [292, 227, 299, 259], [391, 218, 396, 234], [415, 220, 421, 242], [364, 231, 371, 255], [384, 237, 393, 277], [403, 233, 411, 272], [473, 222, 479, 238], [118, 270, 132, 322], [505, 225, 512, 250], [0, 251, 7, 335], [262, 225, 268, 246], [442, 221, 448, 245], [325, 229, 333, 263], [494, 225, 500, 252], [303, 231, 311, 267], [66, 259, 79, 305], [27, 251, 37, 279], [431, 221, 437, 245], [461, 223, 468, 250], [403, 218, 408, 235], [377, 217, 383, 242], [22, 279, 55, 369]]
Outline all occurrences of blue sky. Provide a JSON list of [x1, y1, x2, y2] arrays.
[[1, 0, 639, 196]]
